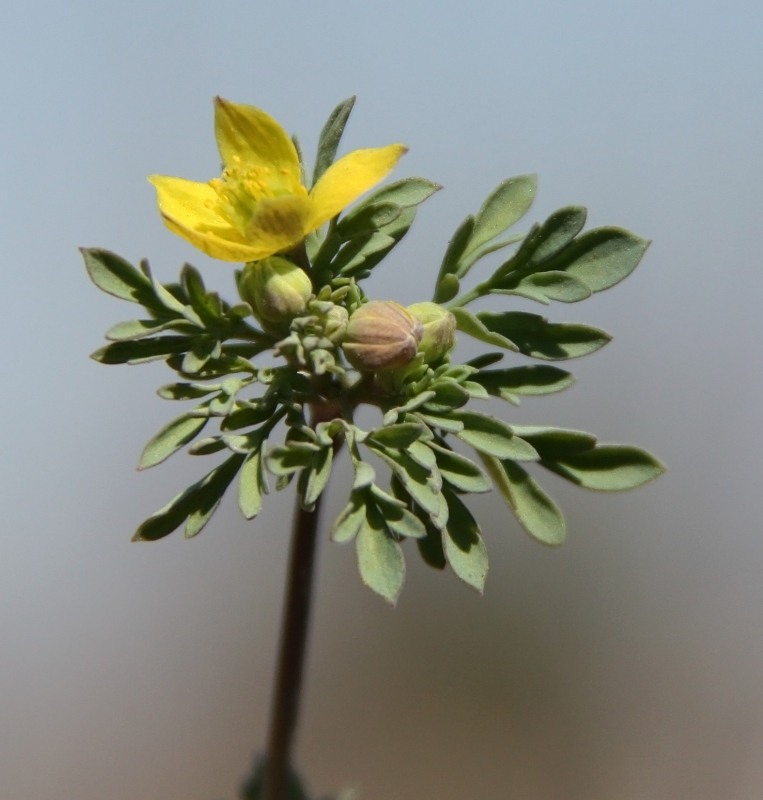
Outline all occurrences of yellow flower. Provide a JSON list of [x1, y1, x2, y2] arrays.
[[149, 98, 407, 262]]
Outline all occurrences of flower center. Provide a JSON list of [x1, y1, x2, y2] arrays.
[[208, 155, 306, 236]]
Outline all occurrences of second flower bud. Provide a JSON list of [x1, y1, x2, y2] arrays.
[[238, 256, 313, 334], [342, 300, 423, 372]]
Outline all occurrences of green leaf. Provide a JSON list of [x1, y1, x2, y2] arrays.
[[433, 215, 474, 302], [336, 202, 403, 237], [359, 176, 442, 209], [331, 492, 366, 543], [473, 365, 574, 404], [266, 443, 320, 476], [238, 448, 265, 520], [465, 352, 504, 369], [91, 335, 192, 365], [550, 227, 650, 292], [312, 96, 356, 187], [542, 444, 666, 491], [451, 307, 518, 351], [421, 378, 471, 414], [476, 311, 611, 360], [407, 440, 438, 471], [356, 506, 405, 604], [428, 441, 492, 493], [337, 178, 440, 239], [413, 411, 465, 434], [510, 425, 597, 457], [299, 444, 333, 508], [452, 410, 539, 461], [521, 205, 588, 267], [139, 412, 208, 469], [383, 390, 436, 424], [465, 174, 537, 259], [188, 437, 227, 456], [371, 487, 427, 540], [105, 318, 188, 341], [509, 271, 592, 304], [134, 454, 244, 541], [330, 231, 394, 275], [181, 337, 221, 374], [483, 456, 566, 546], [81, 248, 158, 308], [435, 273, 460, 303], [366, 422, 423, 449], [352, 460, 376, 490], [442, 490, 488, 592], [417, 522, 447, 569], [370, 445, 443, 518], [352, 206, 418, 275], [181, 264, 223, 324]]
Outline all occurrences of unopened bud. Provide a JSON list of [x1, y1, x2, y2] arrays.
[[407, 302, 456, 363], [342, 300, 423, 372], [238, 257, 312, 332], [323, 305, 349, 344]]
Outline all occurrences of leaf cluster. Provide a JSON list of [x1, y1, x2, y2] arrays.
[[85, 97, 664, 604]]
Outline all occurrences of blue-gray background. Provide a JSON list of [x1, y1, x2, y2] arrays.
[[3, 1, 762, 798]]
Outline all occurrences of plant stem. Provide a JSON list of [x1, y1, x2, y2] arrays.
[[262, 495, 323, 800]]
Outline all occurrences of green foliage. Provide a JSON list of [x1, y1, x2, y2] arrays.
[[86, 97, 664, 604]]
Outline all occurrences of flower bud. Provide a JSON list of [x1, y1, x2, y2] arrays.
[[238, 256, 312, 332], [407, 302, 456, 363], [342, 300, 423, 372], [322, 305, 349, 345]]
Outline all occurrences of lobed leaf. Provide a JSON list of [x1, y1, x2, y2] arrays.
[[336, 202, 403, 238], [451, 307, 518, 351], [312, 96, 356, 187], [524, 205, 588, 266], [81, 248, 159, 309], [510, 425, 597, 457], [332, 493, 366, 543], [548, 227, 650, 293], [366, 422, 423, 449], [266, 443, 320, 476], [359, 176, 442, 209], [298, 444, 333, 508], [91, 336, 192, 365], [433, 215, 474, 302], [482, 455, 566, 546], [181, 264, 224, 324], [428, 441, 492, 493], [139, 412, 209, 470], [508, 271, 592, 304], [452, 410, 539, 461], [356, 505, 405, 604], [238, 448, 265, 519], [542, 444, 666, 491], [133, 454, 244, 541], [442, 490, 488, 592], [473, 365, 574, 404], [464, 174, 537, 260], [476, 311, 611, 360]]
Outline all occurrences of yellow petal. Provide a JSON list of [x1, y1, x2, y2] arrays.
[[160, 214, 266, 262], [149, 175, 223, 231], [308, 144, 407, 229], [149, 174, 262, 262], [214, 97, 301, 182], [246, 195, 314, 258]]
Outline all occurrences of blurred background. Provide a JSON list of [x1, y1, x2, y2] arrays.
[[2, 1, 762, 798]]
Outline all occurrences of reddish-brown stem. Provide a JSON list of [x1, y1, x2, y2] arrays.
[[261, 496, 322, 800]]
